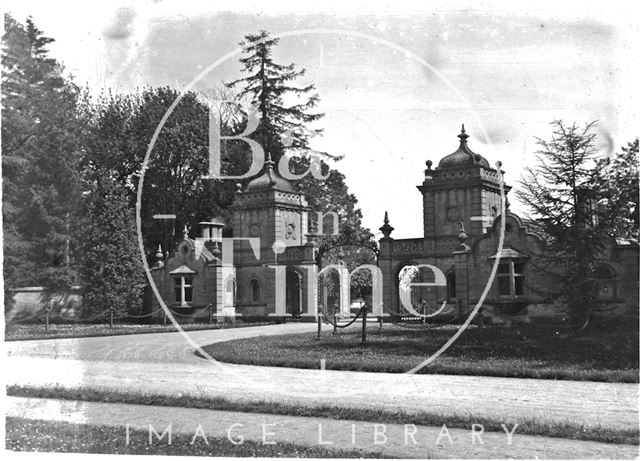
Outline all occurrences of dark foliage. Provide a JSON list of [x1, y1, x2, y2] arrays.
[[517, 120, 638, 323], [2, 14, 84, 308]]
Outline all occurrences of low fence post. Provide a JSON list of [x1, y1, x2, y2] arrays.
[[109, 308, 114, 328], [333, 311, 337, 335], [208, 304, 213, 324], [361, 307, 368, 343], [45, 307, 50, 331], [378, 315, 383, 330], [317, 314, 321, 339]]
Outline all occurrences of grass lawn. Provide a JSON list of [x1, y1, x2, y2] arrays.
[[200, 321, 639, 382], [5, 320, 274, 341], [8, 385, 638, 445], [5, 417, 384, 458]]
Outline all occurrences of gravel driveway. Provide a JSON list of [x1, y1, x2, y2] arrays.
[[6, 323, 639, 431]]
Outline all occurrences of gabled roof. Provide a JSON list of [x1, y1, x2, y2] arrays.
[[488, 248, 529, 260], [169, 265, 197, 275]]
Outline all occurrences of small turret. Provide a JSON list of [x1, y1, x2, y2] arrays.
[[379, 211, 395, 239], [425, 160, 433, 180], [154, 244, 164, 268]]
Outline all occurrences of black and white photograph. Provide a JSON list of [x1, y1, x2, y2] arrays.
[[2, 0, 639, 459]]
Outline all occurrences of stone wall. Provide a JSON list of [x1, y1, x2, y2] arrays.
[[7, 286, 82, 322]]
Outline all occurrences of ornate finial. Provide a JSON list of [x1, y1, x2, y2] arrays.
[[212, 241, 221, 260], [183, 224, 189, 239], [424, 160, 434, 180], [457, 221, 468, 243], [305, 219, 318, 244], [155, 244, 163, 261], [380, 211, 394, 239], [235, 182, 243, 193], [457, 124, 469, 143], [264, 152, 276, 186], [265, 152, 274, 167]]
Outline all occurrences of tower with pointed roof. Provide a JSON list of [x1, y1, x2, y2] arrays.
[[229, 155, 314, 318], [418, 125, 510, 253], [378, 125, 514, 319], [230, 155, 309, 258]]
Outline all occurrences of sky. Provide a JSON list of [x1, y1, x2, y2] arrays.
[[5, 0, 639, 238]]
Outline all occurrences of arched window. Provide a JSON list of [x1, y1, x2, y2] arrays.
[[249, 278, 261, 303], [286, 269, 303, 316], [225, 277, 236, 306]]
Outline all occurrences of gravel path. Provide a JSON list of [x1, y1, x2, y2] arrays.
[[7, 396, 638, 459], [7, 324, 638, 432], [6, 323, 318, 363]]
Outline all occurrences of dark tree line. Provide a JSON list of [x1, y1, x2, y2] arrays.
[[3, 14, 84, 307], [2, 18, 373, 317]]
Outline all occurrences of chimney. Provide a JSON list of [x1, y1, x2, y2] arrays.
[[199, 218, 225, 242]]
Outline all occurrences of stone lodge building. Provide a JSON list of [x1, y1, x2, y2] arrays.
[[149, 126, 639, 322], [150, 154, 321, 321]]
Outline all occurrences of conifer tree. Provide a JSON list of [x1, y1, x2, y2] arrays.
[[226, 30, 325, 165], [79, 177, 146, 318], [227, 31, 376, 302], [228, 31, 373, 240], [517, 120, 629, 324], [2, 14, 83, 309]]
